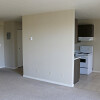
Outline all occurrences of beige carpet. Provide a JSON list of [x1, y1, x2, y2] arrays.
[[0, 68, 100, 100]]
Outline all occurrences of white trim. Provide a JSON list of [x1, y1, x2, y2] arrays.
[[0, 66, 5, 68], [23, 75, 74, 87], [93, 70, 100, 73], [16, 66, 23, 68], [5, 66, 17, 69], [4, 66, 22, 69]]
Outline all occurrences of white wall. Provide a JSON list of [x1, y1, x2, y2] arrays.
[[4, 21, 22, 69], [75, 19, 100, 72], [4, 22, 17, 68], [23, 10, 75, 87], [0, 21, 22, 69], [0, 22, 5, 68]]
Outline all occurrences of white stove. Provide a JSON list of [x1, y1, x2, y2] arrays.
[[76, 52, 91, 56], [75, 46, 93, 75]]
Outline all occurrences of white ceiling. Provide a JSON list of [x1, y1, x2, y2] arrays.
[[0, 0, 100, 20]]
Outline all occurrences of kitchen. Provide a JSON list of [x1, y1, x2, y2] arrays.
[[74, 19, 94, 84]]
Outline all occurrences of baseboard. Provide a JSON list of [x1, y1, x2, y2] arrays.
[[0, 66, 5, 68], [23, 75, 74, 87], [17, 66, 23, 68], [1, 66, 22, 69], [5, 66, 17, 69], [93, 70, 100, 73]]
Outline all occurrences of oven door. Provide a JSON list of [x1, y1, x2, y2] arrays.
[[80, 56, 88, 68]]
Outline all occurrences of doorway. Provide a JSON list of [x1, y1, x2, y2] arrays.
[[16, 30, 23, 75]]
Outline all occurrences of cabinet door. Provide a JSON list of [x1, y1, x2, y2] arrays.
[[78, 25, 94, 37], [74, 59, 80, 84], [75, 19, 78, 43]]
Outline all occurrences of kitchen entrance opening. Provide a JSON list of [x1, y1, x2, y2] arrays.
[[15, 29, 23, 75]]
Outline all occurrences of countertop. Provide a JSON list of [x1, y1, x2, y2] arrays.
[[74, 57, 81, 60]]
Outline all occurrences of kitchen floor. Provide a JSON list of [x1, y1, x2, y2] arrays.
[[75, 72, 100, 92]]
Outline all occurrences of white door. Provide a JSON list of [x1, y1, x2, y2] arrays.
[[17, 30, 23, 67]]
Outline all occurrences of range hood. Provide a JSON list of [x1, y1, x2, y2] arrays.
[[78, 37, 93, 41]]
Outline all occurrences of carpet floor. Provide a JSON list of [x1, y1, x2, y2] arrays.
[[0, 68, 100, 100]]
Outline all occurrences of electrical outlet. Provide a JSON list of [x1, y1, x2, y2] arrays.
[[29, 37, 33, 40], [36, 69, 38, 73], [49, 72, 51, 75], [61, 74, 64, 78]]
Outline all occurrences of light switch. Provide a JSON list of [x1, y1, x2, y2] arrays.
[[0, 44, 1, 47], [29, 37, 33, 40]]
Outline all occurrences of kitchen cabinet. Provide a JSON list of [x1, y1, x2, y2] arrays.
[[75, 19, 78, 43], [74, 58, 80, 84], [78, 24, 94, 37]]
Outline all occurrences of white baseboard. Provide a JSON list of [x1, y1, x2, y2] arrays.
[[93, 70, 100, 73], [23, 75, 74, 87], [17, 66, 23, 67], [5, 66, 17, 69], [0, 66, 5, 68]]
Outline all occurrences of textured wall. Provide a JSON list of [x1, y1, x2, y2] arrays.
[[0, 22, 5, 68], [23, 10, 75, 87]]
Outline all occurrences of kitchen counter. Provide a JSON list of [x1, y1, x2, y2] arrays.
[[74, 57, 81, 60]]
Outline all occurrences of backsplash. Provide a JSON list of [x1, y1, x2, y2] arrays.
[[75, 41, 93, 52]]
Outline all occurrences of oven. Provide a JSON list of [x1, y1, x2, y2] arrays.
[[75, 53, 92, 75], [80, 56, 88, 68], [75, 46, 93, 75]]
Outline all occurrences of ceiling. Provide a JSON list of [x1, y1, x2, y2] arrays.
[[0, 0, 100, 21]]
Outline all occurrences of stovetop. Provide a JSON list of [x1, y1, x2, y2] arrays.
[[78, 52, 90, 54], [75, 52, 92, 56]]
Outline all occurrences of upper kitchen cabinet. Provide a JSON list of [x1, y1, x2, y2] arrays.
[[75, 19, 78, 43], [78, 24, 94, 41]]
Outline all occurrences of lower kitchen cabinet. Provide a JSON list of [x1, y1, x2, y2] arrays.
[[74, 59, 80, 84]]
